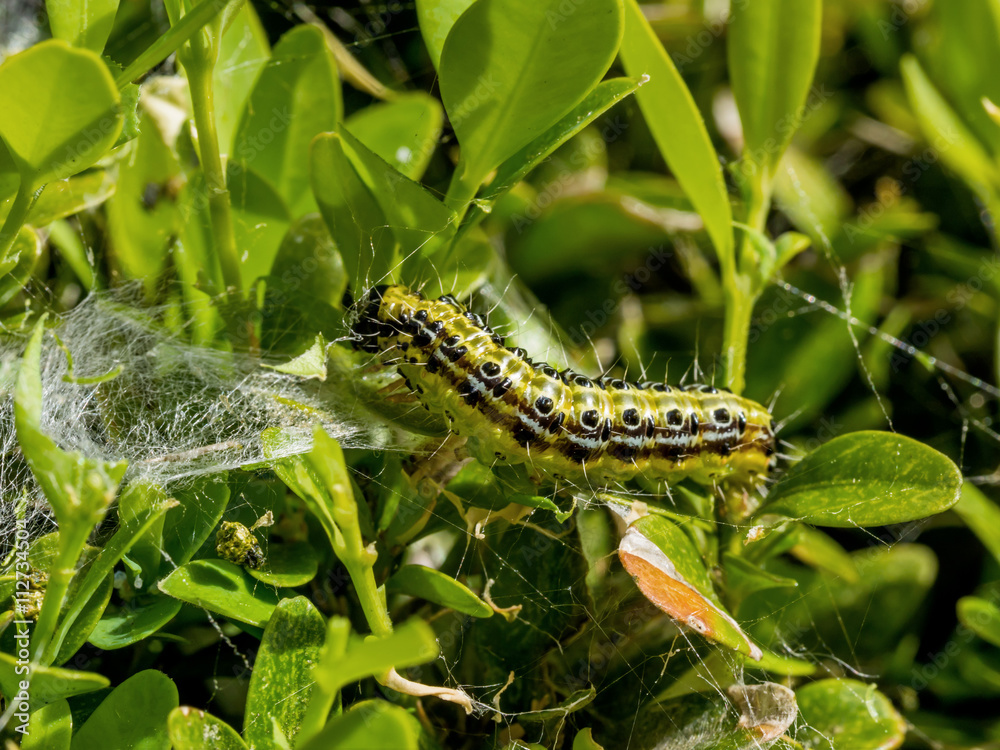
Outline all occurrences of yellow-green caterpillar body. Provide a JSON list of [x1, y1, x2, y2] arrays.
[[352, 285, 775, 487]]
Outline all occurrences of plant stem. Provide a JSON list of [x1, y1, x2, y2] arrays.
[[721, 174, 772, 394], [0, 182, 37, 261], [186, 64, 242, 295], [343, 559, 393, 638], [31, 524, 90, 665]]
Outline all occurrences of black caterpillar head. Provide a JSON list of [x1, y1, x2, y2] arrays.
[[350, 285, 390, 353]]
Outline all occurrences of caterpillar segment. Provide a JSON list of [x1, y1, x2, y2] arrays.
[[352, 285, 776, 486]]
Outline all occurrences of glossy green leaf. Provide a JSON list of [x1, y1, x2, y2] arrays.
[[387, 564, 493, 618], [71, 670, 178, 750], [246, 541, 321, 587], [311, 132, 395, 286], [337, 127, 452, 259], [923, 0, 1000, 158], [214, 2, 270, 155], [794, 679, 905, 749], [22, 699, 72, 750], [345, 93, 443, 180], [416, 0, 476, 69], [269, 214, 346, 310], [572, 728, 604, 750], [438, 0, 624, 186], [957, 596, 1000, 648], [619, 0, 732, 265], [233, 24, 340, 217], [479, 76, 641, 204], [161, 477, 231, 567], [762, 431, 962, 527], [244, 597, 326, 750], [900, 55, 1000, 194], [54, 567, 112, 666], [314, 616, 440, 693], [298, 700, 420, 750], [23, 168, 116, 226], [0, 40, 122, 187], [728, 0, 822, 182], [952, 483, 1000, 567], [88, 596, 183, 650], [158, 559, 279, 627], [168, 707, 248, 750], [46, 0, 119, 52], [227, 163, 292, 290], [0, 653, 109, 709]]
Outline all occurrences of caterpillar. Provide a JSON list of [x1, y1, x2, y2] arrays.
[[351, 285, 776, 487]]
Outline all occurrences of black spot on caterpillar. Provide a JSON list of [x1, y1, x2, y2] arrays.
[[352, 285, 776, 486]]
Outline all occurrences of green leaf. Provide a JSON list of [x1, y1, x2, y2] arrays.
[[168, 707, 248, 750], [900, 55, 1000, 194], [22, 699, 72, 750], [233, 24, 341, 217], [244, 597, 326, 750], [794, 679, 905, 749], [572, 728, 604, 750], [922, 0, 1000, 158], [71, 670, 178, 750], [214, 2, 271, 156], [227, 163, 292, 291], [0, 653, 109, 709], [161, 477, 231, 567], [263, 336, 330, 381], [311, 132, 395, 286], [22, 168, 116, 226], [88, 597, 183, 650], [728, 0, 822, 183], [0, 40, 122, 187], [438, 0, 624, 186], [387, 564, 493, 618], [957, 596, 1000, 648], [158, 559, 279, 627], [345, 93, 443, 181], [337, 127, 453, 260], [761, 431, 962, 527], [480, 76, 641, 204], [46, 0, 120, 52], [416, 0, 476, 69], [269, 214, 347, 312], [297, 700, 421, 750], [619, 0, 733, 266], [246, 541, 321, 587], [313, 617, 440, 694]]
